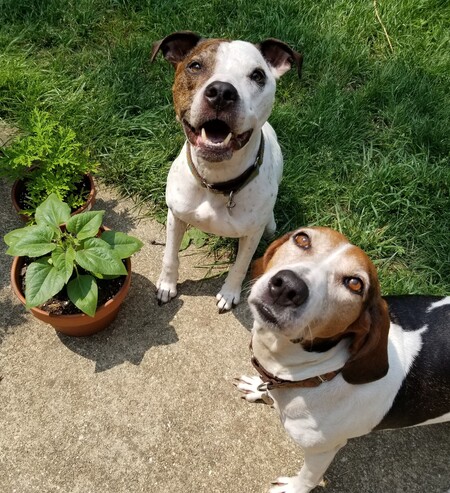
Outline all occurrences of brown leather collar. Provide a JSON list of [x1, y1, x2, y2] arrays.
[[250, 340, 342, 390], [186, 132, 264, 210]]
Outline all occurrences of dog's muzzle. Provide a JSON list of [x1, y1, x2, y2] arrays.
[[182, 80, 253, 161], [267, 270, 309, 308], [251, 270, 309, 327]]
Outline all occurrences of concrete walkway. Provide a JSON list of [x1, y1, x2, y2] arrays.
[[1, 179, 449, 493]]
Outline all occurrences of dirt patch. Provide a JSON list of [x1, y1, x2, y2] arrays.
[[0, 120, 19, 147]]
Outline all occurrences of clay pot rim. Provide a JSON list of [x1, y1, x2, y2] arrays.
[[11, 173, 97, 220], [10, 252, 131, 320]]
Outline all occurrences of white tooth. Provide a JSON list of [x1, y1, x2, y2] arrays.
[[201, 127, 207, 142], [223, 132, 232, 145]]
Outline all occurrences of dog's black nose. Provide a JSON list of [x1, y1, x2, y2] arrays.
[[268, 270, 309, 307], [204, 81, 238, 111]]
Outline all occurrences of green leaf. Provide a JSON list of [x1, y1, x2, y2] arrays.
[[179, 228, 209, 251], [82, 237, 112, 250], [25, 258, 66, 308], [51, 245, 75, 283], [101, 231, 143, 259], [190, 228, 209, 248], [92, 273, 120, 280], [179, 232, 191, 251], [66, 210, 104, 240], [4, 225, 56, 257], [67, 275, 98, 317], [75, 245, 127, 276], [35, 193, 71, 230]]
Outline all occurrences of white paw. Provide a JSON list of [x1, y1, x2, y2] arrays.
[[216, 287, 240, 312], [234, 375, 273, 404], [156, 278, 177, 305], [269, 476, 305, 493]]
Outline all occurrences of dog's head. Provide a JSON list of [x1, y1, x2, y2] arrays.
[[250, 227, 390, 384], [151, 31, 302, 162]]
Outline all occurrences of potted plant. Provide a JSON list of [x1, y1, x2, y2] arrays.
[[4, 193, 143, 336], [0, 108, 98, 221]]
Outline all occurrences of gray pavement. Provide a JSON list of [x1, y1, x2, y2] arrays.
[[1, 178, 449, 493]]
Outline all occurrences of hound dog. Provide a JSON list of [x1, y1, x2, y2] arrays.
[[236, 226, 450, 492], [151, 31, 302, 311]]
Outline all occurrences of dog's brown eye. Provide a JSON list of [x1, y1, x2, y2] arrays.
[[293, 232, 311, 250], [344, 277, 364, 295], [187, 61, 202, 72], [250, 68, 266, 85]]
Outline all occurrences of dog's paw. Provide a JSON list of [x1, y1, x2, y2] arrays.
[[234, 375, 273, 404], [269, 476, 306, 493], [216, 288, 240, 313], [156, 279, 177, 305]]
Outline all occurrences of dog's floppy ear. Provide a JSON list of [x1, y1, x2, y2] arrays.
[[256, 39, 303, 79], [251, 233, 291, 279], [151, 31, 203, 67], [341, 268, 390, 384]]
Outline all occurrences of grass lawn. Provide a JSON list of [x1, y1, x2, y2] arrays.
[[0, 0, 449, 295]]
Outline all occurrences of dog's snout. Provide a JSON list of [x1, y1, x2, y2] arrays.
[[204, 81, 238, 111], [268, 270, 309, 308]]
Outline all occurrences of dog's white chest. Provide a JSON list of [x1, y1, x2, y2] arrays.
[[167, 178, 274, 238], [166, 134, 281, 238]]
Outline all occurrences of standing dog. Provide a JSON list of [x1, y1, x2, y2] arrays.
[[151, 31, 302, 311], [237, 226, 450, 492]]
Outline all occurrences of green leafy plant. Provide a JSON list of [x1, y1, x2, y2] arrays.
[[0, 108, 98, 217], [180, 227, 210, 251], [4, 194, 143, 317]]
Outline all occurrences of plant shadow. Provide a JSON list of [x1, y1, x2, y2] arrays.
[[93, 196, 140, 233], [58, 272, 180, 372], [0, 297, 29, 345]]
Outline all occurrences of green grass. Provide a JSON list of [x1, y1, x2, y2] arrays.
[[0, 0, 449, 295]]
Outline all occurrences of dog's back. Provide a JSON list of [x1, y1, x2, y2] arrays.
[[375, 295, 450, 430]]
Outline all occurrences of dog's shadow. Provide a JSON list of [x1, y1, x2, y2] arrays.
[[58, 273, 180, 372], [175, 274, 254, 331]]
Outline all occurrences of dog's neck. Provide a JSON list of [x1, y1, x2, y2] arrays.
[[188, 129, 263, 184], [252, 323, 351, 382]]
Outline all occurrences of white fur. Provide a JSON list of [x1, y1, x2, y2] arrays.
[[157, 40, 284, 311], [236, 229, 449, 492], [427, 296, 450, 312]]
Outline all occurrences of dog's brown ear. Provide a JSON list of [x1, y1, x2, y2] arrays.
[[341, 270, 390, 384], [251, 233, 291, 279], [151, 31, 203, 67], [256, 39, 303, 79]]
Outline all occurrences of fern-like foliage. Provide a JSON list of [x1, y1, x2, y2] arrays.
[[0, 109, 98, 216]]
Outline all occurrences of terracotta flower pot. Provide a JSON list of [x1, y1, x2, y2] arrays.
[[11, 173, 96, 222], [10, 256, 131, 337]]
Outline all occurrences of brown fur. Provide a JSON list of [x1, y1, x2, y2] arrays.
[[341, 260, 390, 384], [251, 233, 290, 279], [255, 228, 390, 384], [172, 39, 225, 121]]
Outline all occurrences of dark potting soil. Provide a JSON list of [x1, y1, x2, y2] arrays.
[[17, 174, 91, 212], [19, 259, 126, 315]]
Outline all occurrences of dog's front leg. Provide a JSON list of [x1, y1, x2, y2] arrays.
[[270, 443, 346, 493], [157, 209, 187, 304], [216, 228, 265, 312]]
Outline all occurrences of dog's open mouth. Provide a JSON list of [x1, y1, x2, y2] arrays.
[[183, 119, 253, 160], [254, 302, 279, 326]]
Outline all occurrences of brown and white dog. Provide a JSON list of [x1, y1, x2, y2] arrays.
[[151, 32, 302, 311], [237, 226, 450, 492]]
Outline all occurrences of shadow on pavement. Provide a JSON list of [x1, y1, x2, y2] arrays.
[[58, 273, 180, 372]]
